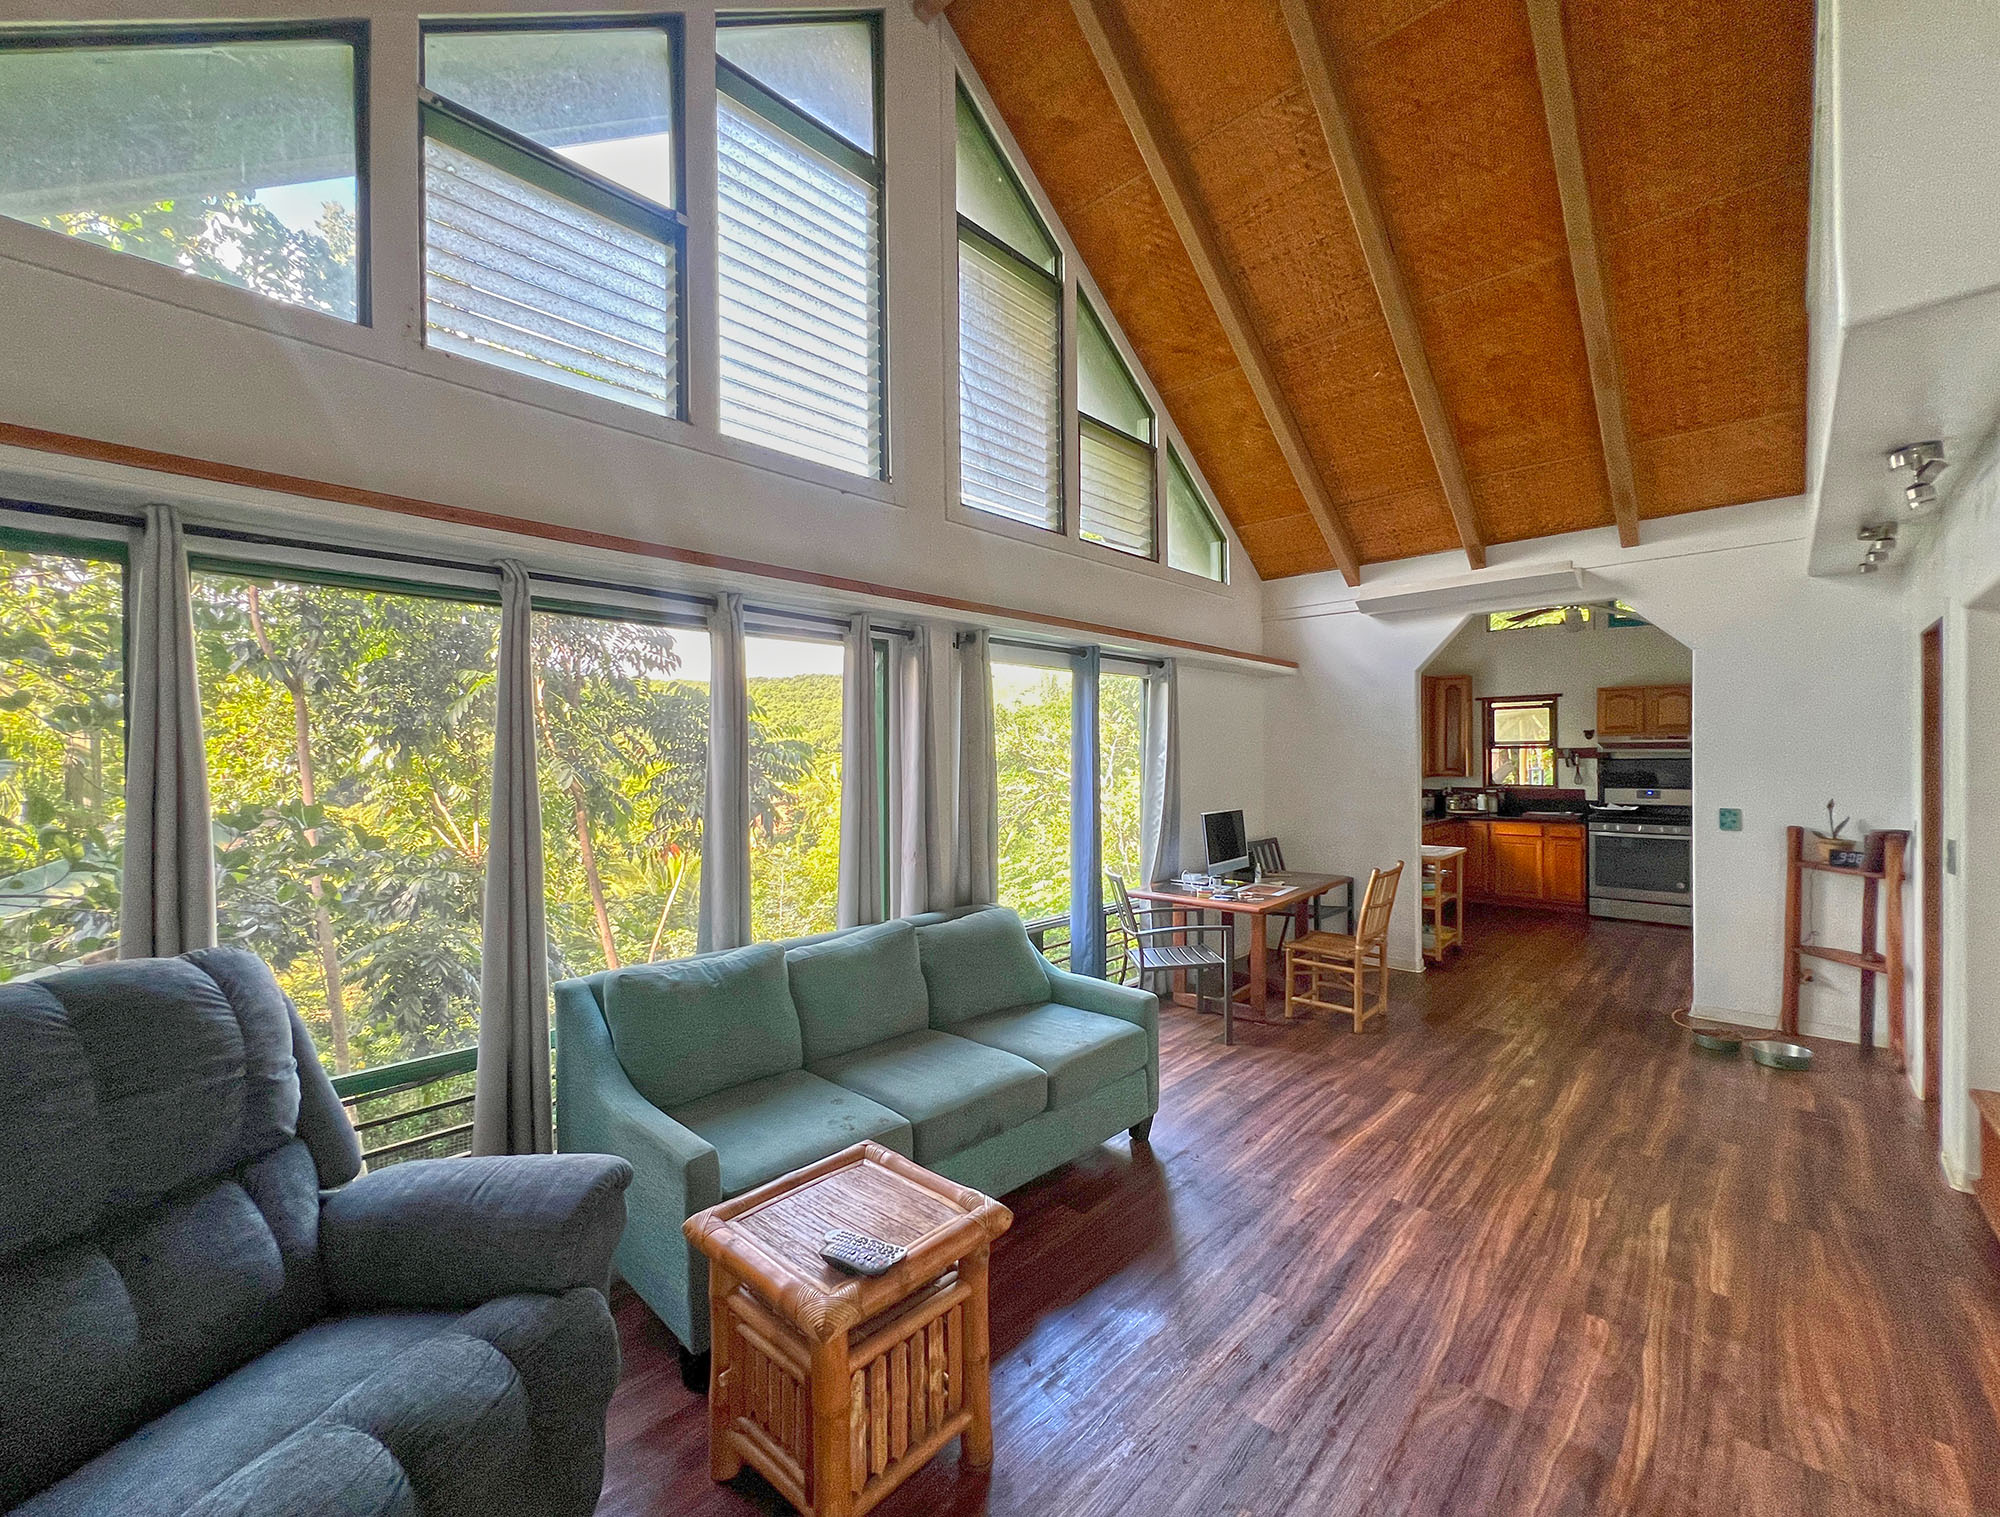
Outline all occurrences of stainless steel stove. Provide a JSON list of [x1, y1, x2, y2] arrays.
[[1587, 804, 1691, 925]]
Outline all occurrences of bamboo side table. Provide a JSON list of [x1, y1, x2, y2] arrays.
[[683, 1143, 1012, 1517]]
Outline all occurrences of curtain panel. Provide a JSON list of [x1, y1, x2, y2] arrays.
[[1140, 659, 1182, 885], [1067, 646, 1105, 978], [699, 593, 753, 953], [473, 562, 553, 1156], [951, 628, 998, 908], [836, 613, 885, 927], [120, 502, 217, 959]]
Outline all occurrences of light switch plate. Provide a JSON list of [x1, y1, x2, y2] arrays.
[[1947, 838, 1959, 876], [1718, 808, 1742, 832]]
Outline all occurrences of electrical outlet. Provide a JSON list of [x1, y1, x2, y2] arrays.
[[1718, 808, 1742, 832]]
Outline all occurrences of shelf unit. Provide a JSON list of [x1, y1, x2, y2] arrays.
[[1420, 844, 1466, 964], [1780, 825, 1908, 1056]]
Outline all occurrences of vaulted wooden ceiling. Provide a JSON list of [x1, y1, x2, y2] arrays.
[[941, 0, 1813, 581]]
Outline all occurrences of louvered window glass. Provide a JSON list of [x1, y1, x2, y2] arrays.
[[1077, 294, 1154, 557], [0, 30, 362, 320], [1166, 445, 1227, 581], [716, 18, 883, 479], [956, 88, 1062, 532], [421, 25, 683, 416]]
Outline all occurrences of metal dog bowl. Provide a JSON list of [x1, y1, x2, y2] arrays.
[[1748, 1039, 1813, 1071], [1691, 1030, 1741, 1054]]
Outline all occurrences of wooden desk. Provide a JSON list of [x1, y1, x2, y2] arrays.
[[1130, 874, 1353, 1035]]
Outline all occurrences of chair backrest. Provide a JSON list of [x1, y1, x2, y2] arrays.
[[0, 949, 363, 1508], [1248, 837, 1285, 874], [1107, 873, 1143, 937], [1355, 862, 1405, 948]]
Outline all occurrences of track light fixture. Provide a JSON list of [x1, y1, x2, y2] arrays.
[[1887, 440, 1948, 518], [1856, 521, 1899, 576]]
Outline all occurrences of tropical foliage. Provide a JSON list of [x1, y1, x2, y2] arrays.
[[0, 546, 126, 980]]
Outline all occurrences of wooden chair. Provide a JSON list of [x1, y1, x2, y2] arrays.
[[1109, 874, 1234, 1022], [1283, 862, 1404, 1032], [1247, 837, 1285, 875]]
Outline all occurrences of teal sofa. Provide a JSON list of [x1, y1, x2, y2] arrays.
[[555, 905, 1158, 1363]]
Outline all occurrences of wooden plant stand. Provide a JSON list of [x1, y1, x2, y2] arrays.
[[1780, 825, 1909, 1058], [683, 1143, 1012, 1517]]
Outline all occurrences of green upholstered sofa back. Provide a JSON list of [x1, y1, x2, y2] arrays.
[[786, 920, 931, 1064], [602, 943, 803, 1111], [914, 906, 1051, 1025]]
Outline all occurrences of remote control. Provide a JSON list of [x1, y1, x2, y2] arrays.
[[820, 1228, 906, 1277]]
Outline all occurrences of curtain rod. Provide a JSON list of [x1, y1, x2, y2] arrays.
[[0, 496, 916, 637], [989, 632, 1164, 671]]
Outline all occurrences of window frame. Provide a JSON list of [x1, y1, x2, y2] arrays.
[[1484, 694, 1561, 789], [956, 212, 1066, 536], [418, 14, 689, 422], [0, 18, 373, 326], [944, 51, 1237, 591], [713, 10, 888, 482]]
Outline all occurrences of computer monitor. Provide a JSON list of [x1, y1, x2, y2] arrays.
[[1201, 808, 1250, 876]]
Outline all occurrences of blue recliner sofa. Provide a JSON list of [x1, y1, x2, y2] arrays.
[[0, 949, 633, 1517], [556, 904, 1158, 1370]]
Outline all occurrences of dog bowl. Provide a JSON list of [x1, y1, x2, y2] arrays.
[[1748, 1039, 1813, 1071], [1691, 1030, 1742, 1054]]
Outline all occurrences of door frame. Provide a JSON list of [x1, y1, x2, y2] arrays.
[[1922, 619, 1944, 1104]]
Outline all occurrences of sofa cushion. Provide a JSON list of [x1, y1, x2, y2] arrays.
[[603, 944, 803, 1112], [811, 1030, 1047, 1164], [668, 1069, 913, 1199], [12, 1310, 457, 1517], [914, 907, 1050, 1027], [787, 920, 931, 1064], [953, 1002, 1150, 1110]]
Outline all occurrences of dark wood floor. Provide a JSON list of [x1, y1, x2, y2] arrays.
[[598, 906, 2000, 1516]]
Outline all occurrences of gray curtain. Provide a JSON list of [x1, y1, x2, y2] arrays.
[[892, 623, 941, 918], [699, 592, 752, 952], [473, 562, 552, 1156], [836, 612, 885, 927], [952, 628, 998, 907], [1140, 659, 1182, 884], [121, 502, 217, 959], [1068, 647, 1105, 978]]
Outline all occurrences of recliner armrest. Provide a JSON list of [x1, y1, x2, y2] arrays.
[[320, 1153, 633, 1310]]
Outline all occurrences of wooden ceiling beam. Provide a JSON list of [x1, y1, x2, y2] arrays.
[[1065, 0, 1363, 586], [913, 0, 959, 20], [1275, 0, 1486, 572], [1526, 0, 1642, 549]]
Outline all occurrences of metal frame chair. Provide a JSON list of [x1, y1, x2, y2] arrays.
[[1108, 874, 1237, 1040]]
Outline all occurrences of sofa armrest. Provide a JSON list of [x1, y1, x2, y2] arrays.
[[320, 1153, 633, 1310], [553, 977, 724, 1351], [1044, 965, 1158, 1033]]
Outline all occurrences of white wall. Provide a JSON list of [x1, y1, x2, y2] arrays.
[[0, 0, 1265, 657], [1176, 662, 1270, 870], [1907, 433, 2000, 1184], [1263, 500, 1914, 1044], [1423, 614, 1692, 793]]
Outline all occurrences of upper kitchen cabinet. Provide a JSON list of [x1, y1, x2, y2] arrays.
[[1423, 675, 1473, 778], [1598, 684, 1692, 742]]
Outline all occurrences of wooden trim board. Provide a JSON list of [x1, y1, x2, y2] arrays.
[[0, 421, 1295, 671], [1275, 0, 1487, 572], [1526, 0, 1642, 550], [1064, 0, 1363, 587]]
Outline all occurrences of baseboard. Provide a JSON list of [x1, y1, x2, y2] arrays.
[[1689, 1004, 1864, 1045]]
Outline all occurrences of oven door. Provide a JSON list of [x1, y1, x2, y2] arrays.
[[1588, 830, 1691, 904]]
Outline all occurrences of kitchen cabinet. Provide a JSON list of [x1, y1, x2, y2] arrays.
[[1597, 684, 1691, 742], [1542, 827, 1587, 906], [1645, 685, 1692, 738], [1423, 675, 1473, 778], [1437, 819, 1585, 910], [1489, 824, 1546, 902]]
